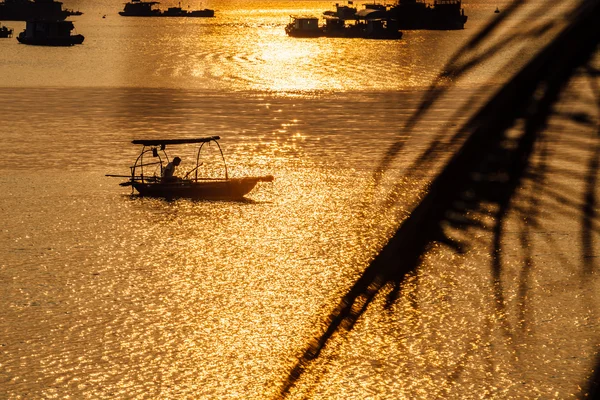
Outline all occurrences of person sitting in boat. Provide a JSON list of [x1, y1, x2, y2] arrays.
[[162, 156, 182, 182]]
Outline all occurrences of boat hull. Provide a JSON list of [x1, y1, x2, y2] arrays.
[[132, 177, 272, 200], [0, 4, 68, 21], [17, 33, 84, 46]]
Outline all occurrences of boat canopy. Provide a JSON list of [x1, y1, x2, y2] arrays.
[[132, 136, 220, 146]]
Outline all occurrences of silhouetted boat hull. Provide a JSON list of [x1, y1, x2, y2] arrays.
[[390, 0, 467, 30], [119, 0, 214, 17], [17, 19, 83, 46], [318, 1, 467, 31], [109, 136, 274, 201], [132, 177, 273, 200], [17, 32, 84, 45]]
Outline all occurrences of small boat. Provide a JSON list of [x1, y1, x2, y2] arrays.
[[494, 6, 500, 13], [107, 136, 274, 201], [119, 0, 214, 17], [65, 9, 83, 16], [17, 19, 84, 46], [0, 22, 13, 37]]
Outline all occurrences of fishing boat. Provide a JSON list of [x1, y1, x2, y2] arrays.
[[107, 136, 274, 200], [17, 19, 84, 45], [0, 21, 12, 37], [119, 0, 214, 17], [0, 0, 78, 21]]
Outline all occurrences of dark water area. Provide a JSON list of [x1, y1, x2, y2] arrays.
[[0, 87, 458, 170]]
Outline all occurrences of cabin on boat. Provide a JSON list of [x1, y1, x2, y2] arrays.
[[285, 16, 322, 37]]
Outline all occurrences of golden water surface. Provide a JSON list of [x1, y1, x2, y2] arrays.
[[1, 0, 599, 398]]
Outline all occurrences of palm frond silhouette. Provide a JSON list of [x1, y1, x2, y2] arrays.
[[277, 0, 600, 397]]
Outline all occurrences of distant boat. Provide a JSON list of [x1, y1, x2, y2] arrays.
[[286, 14, 403, 39], [494, 6, 500, 13], [0, 0, 78, 21], [317, 1, 467, 31], [119, 0, 214, 18], [17, 19, 84, 46], [108, 136, 274, 201], [65, 8, 82, 16], [388, 0, 468, 30], [0, 21, 13, 37]]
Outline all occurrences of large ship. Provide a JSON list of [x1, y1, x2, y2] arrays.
[[0, 0, 79, 21], [389, 0, 467, 30], [119, 0, 214, 17]]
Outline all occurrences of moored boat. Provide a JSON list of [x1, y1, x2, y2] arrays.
[[285, 16, 322, 37], [0, 21, 12, 36], [119, 0, 214, 17], [108, 136, 274, 201], [286, 6, 403, 40], [16, 19, 84, 46], [389, 0, 467, 30], [0, 0, 73, 21], [131, 176, 272, 200]]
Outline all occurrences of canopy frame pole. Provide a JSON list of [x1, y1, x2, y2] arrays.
[[195, 138, 228, 181], [131, 146, 166, 185]]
